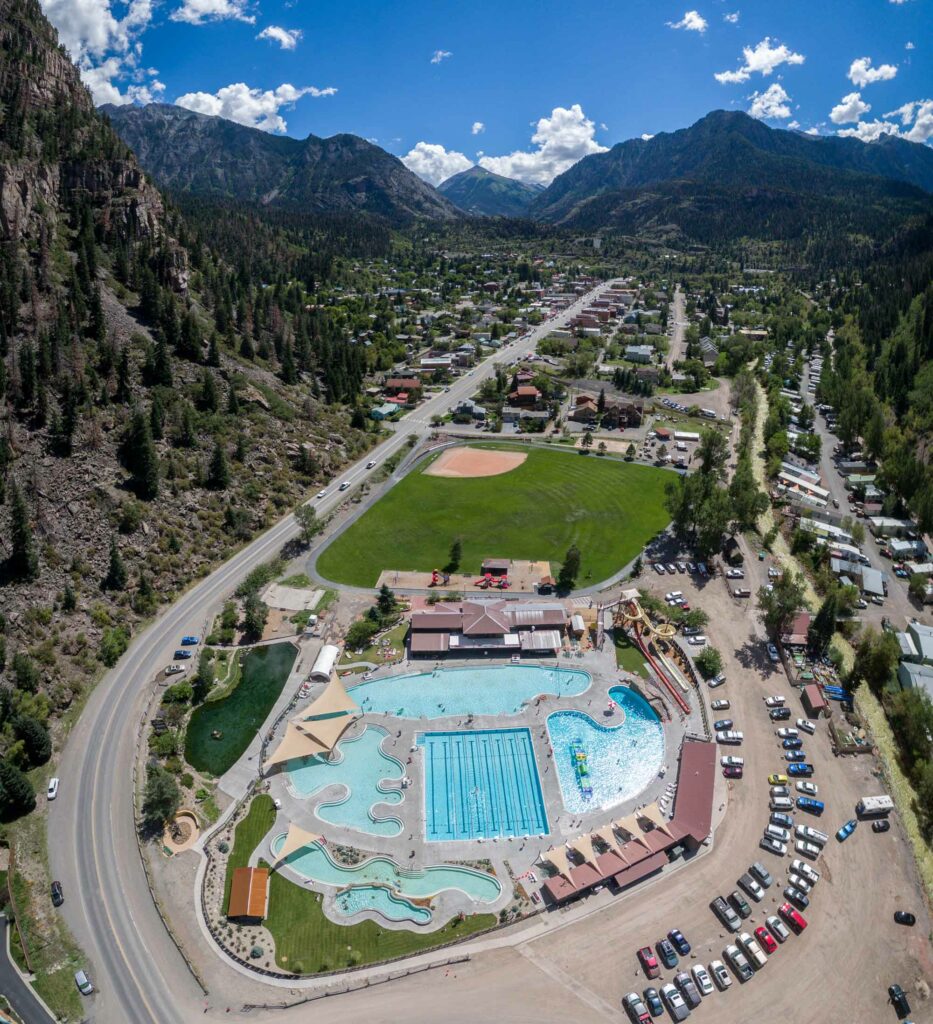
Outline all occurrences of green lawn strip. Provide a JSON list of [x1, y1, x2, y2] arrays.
[[205, 649, 242, 703], [318, 446, 670, 588], [223, 795, 277, 913], [340, 622, 408, 665], [6, 815, 84, 1021], [185, 642, 297, 776], [263, 867, 496, 974], [279, 573, 313, 588], [613, 630, 648, 678]]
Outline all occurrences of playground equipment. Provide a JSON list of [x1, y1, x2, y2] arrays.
[[614, 598, 691, 715], [570, 741, 593, 798], [429, 569, 451, 587], [472, 573, 510, 590]]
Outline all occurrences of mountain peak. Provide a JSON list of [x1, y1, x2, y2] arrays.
[[438, 164, 543, 217]]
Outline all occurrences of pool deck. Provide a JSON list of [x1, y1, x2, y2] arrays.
[[257, 641, 707, 926]]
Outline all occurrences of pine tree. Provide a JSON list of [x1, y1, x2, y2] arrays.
[[7, 478, 39, 580], [227, 384, 240, 415], [198, 369, 218, 412], [12, 714, 51, 767], [557, 545, 581, 592], [207, 441, 230, 490], [149, 393, 165, 440], [115, 346, 131, 404], [103, 535, 128, 591], [124, 406, 160, 499], [177, 402, 197, 448], [86, 285, 105, 341], [280, 338, 297, 384], [207, 331, 221, 367], [0, 758, 37, 818]]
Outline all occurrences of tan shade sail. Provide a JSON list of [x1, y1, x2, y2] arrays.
[[613, 815, 650, 848], [542, 845, 573, 879], [594, 825, 627, 860], [295, 675, 359, 722], [638, 802, 673, 837], [274, 823, 321, 864], [569, 833, 598, 867], [265, 721, 335, 767]]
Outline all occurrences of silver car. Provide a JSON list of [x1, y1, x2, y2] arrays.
[[660, 983, 690, 1022]]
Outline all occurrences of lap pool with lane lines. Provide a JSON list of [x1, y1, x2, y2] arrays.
[[420, 728, 549, 841]]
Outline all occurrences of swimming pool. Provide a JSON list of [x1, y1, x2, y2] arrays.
[[350, 665, 590, 719], [420, 728, 548, 841], [333, 886, 432, 925], [547, 686, 664, 814], [285, 727, 404, 836], [270, 835, 502, 901]]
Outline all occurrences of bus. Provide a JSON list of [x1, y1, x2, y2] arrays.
[[856, 795, 894, 819]]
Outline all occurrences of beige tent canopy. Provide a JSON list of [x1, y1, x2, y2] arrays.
[[638, 802, 673, 837], [265, 676, 361, 768], [273, 823, 321, 865], [613, 814, 650, 849], [593, 825, 627, 860], [569, 833, 599, 867], [542, 846, 573, 880]]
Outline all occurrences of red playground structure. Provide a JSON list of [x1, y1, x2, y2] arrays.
[[429, 569, 451, 587], [472, 573, 510, 590]]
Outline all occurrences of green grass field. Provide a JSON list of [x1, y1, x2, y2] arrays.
[[263, 866, 496, 974], [223, 794, 276, 913], [317, 445, 671, 587]]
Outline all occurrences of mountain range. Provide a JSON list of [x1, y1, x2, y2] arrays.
[[438, 165, 543, 217], [102, 102, 458, 223]]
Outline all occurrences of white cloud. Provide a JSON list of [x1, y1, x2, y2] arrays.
[[848, 56, 897, 87], [885, 101, 918, 125], [887, 99, 933, 142], [471, 121, 485, 135], [401, 142, 472, 185], [837, 119, 901, 142], [805, 126, 820, 135], [477, 104, 608, 185], [175, 82, 336, 133], [787, 120, 800, 129], [714, 37, 805, 84], [82, 57, 165, 104], [257, 25, 302, 49], [41, 0, 153, 60], [667, 10, 707, 32], [430, 49, 452, 64], [170, 0, 254, 24], [889, 0, 910, 4], [829, 91, 871, 124], [641, 133, 655, 141], [906, 41, 915, 50], [724, 11, 740, 23], [748, 83, 792, 120]]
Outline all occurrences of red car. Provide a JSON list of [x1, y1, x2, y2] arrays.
[[723, 765, 743, 779], [778, 902, 808, 934], [637, 946, 661, 979], [754, 925, 778, 954]]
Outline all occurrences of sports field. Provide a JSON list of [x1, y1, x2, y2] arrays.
[[316, 445, 671, 588]]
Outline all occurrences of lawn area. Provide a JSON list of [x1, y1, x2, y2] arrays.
[[339, 621, 408, 665], [223, 795, 276, 912], [317, 445, 671, 587], [613, 630, 648, 678], [263, 866, 497, 974], [185, 641, 297, 776]]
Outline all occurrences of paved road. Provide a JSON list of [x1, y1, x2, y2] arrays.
[[0, 918, 54, 1024], [46, 283, 610, 1024], [666, 286, 686, 369]]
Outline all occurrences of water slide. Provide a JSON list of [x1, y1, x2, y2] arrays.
[[615, 600, 692, 716]]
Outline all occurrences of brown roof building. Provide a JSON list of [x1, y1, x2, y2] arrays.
[[507, 385, 542, 406], [227, 867, 269, 921], [409, 599, 567, 656]]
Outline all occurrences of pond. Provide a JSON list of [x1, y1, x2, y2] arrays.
[[185, 642, 297, 776]]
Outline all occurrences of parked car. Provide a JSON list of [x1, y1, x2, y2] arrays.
[[708, 673, 727, 688], [709, 959, 732, 990], [873, 819, 892, 834], [711, 896, 741, 932], [711, 699, 731, 711], [759, 835, 787, 856], [785, 886, 810, 909], [723, 765, 743, 779], [738, 873, 764, 902], [785, 750, 806, 762], [659, 983, 690, 1022], [779, 902, 808, 933], [767, 643, 780, 663], [796, 825, 829, 845], [768, 773, 788, 786], [766, 915, 790, 943], [180, 635, 199, 646], [770, 784, 790, 798], [795, 780, 818, 795], [788, 763, 815, 777], [688, 635, 707, 647], [765, 695, 786, 707], [750, 861, 773, 887], [777, 728, 799, 739], [668, 929, 691, 956], [75, 970, 94, 996], [888, 984, 911, 1019], [724, 944, 754, 983], [716, 730, 743, 744], [836, 819, 858, 842], [796, 718, 817, 734], [654, 563, 666, 575], [721, 756, 744, 767], [173, 649, 193, 660], [795, 839, 822, 859], [47, 777, 59, 801], [725, 568, 745, 579], [50, 880, 64, 907], [656, 939, 679, 970], [164, 663, 186, 676], [637, 946, 660, 979], [713, 718, 733, 731], [770, 812, 793, 829], [782, 737, 803, 750], [770, 707, 792, 721], [728, 891, 752, 918], [674, 971, 702, 1009], [796, 797, 825, 815], [790, 859, 820, 885], [894, 911, 917, 927], [622, 992, 652, 1024], [643, 987, 663, 1017], [754, 925, 778, 955]]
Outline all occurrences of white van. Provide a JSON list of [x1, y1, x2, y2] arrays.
[[766, 824, 791, 842], [733, 588, 751, 598], [770, 796, 793, 812]]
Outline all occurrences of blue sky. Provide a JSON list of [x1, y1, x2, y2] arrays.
[[42, 0, 932, 184]]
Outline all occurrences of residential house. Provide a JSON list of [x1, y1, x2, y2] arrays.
[[384, 377, 421, 396], [508, 385, 542, 406], [698, 337, 719, 366], [624, 344, 654, 364]]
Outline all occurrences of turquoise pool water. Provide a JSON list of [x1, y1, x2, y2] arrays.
[[333, 885, 432, 925], [547, 686, 664, 814], [350, 666, 590, 718], [285, 726, 404, 836], [420, 728, 548, 841], [270, 835, 502, 901]]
